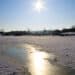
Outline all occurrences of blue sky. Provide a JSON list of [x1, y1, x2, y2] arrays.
[[0, 0, 75, 31]]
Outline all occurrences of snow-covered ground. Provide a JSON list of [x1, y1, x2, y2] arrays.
[[0, 36, 75, 75]]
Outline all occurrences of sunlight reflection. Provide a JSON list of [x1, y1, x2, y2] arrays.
[[32, 51, 45, 75], [25, 44, 67, 75], [25, 45, 55, 75], [29, 50, 50, 75]]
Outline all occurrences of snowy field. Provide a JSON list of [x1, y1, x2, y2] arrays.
[[0, 36, 75, 75]]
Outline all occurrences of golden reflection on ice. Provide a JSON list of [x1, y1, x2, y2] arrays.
[[25, 44, 67, 75], [24, 45, 49, 75], [29, 51, 49, 75]]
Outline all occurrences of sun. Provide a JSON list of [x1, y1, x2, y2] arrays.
[[33, 0, 45, 13], [35, 1, 44, 12]]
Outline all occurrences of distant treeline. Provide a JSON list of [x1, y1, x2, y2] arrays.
[[0, 26, 75, 36]]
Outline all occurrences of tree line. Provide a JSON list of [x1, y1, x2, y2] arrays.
[[0, 26, 75, 36]]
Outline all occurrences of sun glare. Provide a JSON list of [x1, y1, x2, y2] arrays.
[[33, 0, 46, 13]]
